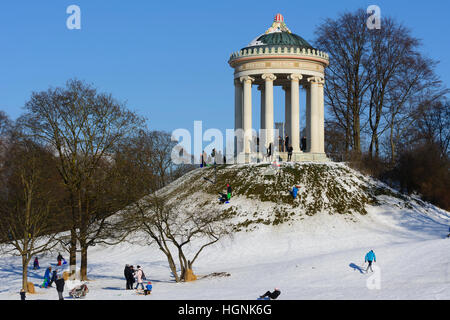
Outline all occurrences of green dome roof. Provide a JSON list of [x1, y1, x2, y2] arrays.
[[241, 14, 316, 51], [252, 31, 314, 49]]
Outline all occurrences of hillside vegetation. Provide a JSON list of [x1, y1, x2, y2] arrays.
[[157, 162, 421, 232]]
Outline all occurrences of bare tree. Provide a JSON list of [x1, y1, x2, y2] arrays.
[[315, 9, 372, 155], [21, 79, 144, 280], [120, 195, 231, 282], [314, 9, 446, 162], [0, 137, 61, 292]]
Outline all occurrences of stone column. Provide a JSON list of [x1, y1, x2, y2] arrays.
[[283, 85, 291, 152], [258, 85, 265, 131], [304, 84, 311, 152], [240, 76, 255, 154], [307, 76, 324, 154], [262, 73, 276, 149], [234, 78, 243, 155], [318, 79, 325, 154], [288, 74, 302, 153]]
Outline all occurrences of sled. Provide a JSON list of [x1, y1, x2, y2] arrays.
[[136, 289, 152, 296], [69, 284, 89, 299]]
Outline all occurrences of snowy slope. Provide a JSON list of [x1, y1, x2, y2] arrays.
[[0, 162, 449, 300]]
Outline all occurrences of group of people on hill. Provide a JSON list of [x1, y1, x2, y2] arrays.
[[124, 264, 152, 294], [198, 133, 310, 166], [200, 148, 226, 167], [38, 265, 66, 300]]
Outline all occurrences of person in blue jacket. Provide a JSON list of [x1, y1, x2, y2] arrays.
[[364, 250, 376, 273], [144, 281, 152, 295], [41, 266, 52, 288], [289, 186, 299, 199]]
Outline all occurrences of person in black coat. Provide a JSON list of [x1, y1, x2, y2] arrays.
[[124, 264, 133, 290], [49, 270, 57, 287], [267, 143, 272, 160], [20, 289, 26, 301], [55, 276, 65, 300], [287, 145, 293, 161], [301, 136, 307, 151], [259, 288, 281, 300]]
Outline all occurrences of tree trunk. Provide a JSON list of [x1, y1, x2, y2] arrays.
[[353, 112, 361, 154], [69, 228, 77, 279], [22, 254, 29, 292], [69, 193, 77, 279], [166, 251, 180, 283], [390, 130, 396, 165], [80, 244, 88, 281]]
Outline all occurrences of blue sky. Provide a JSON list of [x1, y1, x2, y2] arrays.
[[1, 0, 449, 136]]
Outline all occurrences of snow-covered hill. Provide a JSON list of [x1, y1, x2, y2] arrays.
[[0, 162, 449, 300]]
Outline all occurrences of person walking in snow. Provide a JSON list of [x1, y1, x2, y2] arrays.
[[364, 250, 376, 273], [134, 265, 145, 290], [259, 288, 281, 300], [33, 257, 40, 270]]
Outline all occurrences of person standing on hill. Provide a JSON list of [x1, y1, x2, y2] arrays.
[[301, 136, 307, 151], [134, 266, 145, 290], [290, 185, 299, 199], [124, 264, 134, 290], [33, 257, 40, 270], [267, 143, 272, 160], [20, 289, 26, 301], [42, 266, 52, 288], [287, 145, 293, 161], [364, 250, 376, 273], [55, 275, 65, 300], [227, 184, 232, 201], [129, 265, 136, 287], [57, 253, 63, 266]]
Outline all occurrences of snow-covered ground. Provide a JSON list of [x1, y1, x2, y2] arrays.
[[0, 200, 448, 300], [0, 163, 449, 300]]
